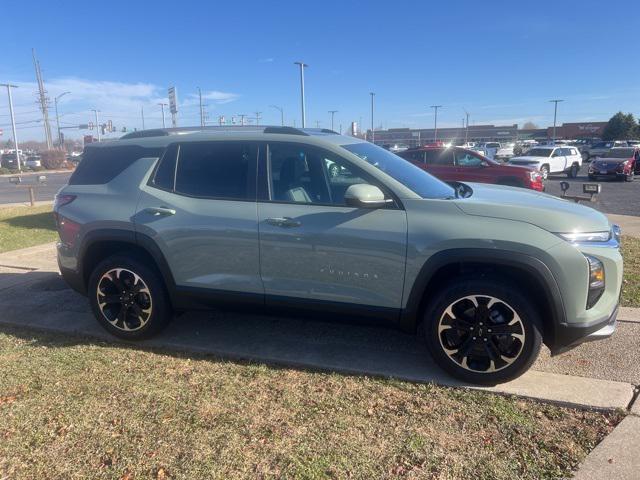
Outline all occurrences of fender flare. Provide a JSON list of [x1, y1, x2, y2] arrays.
[[399, 248, 565, 337]]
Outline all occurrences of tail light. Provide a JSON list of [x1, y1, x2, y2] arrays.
[[53, 194, 76, 210], [53, 194, 79, 247]]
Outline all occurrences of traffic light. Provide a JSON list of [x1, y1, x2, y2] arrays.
[[60, 132, 64, 144], [101, 124, 106, 135]]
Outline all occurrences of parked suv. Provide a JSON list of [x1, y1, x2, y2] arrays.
[[398, 145, 544, 191], [584, 141, 627, 161], [508, 146, 582, 179], [55, 126, 622, 385]]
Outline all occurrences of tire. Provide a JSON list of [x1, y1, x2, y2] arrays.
[[422, 277, 543, 385], [567, 164, 579, 178], [88, 254, 172, 340], [539, 165, 549, 180], [582, 152, 590, 162]]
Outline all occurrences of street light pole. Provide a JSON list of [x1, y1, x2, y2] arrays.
[[270, 105, 284, 126], [54, 91, 70, 149], [1, 83, 21, 172], [255, 111, 262, 126], [430, 105, 442, 142], [141, 105, 145, 130], [370, 92, 375, 143], [549, 99, 563, 144], [328, 110, 338, 132], [464, 109, 470, 144], [158, 103, 167, 128], [294, 61, 308, 128], [198, 87, 205, 127]]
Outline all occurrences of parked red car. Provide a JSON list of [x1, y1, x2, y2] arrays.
[[587, 147, 638, 181], [398, 145, 544, 191]]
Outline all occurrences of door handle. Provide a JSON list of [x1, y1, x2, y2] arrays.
[[266, 216, 301, 228], [145, 206, 176, 216]]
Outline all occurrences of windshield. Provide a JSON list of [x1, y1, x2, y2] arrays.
[[524, 148, 553, 157], [605, 148, 634, 158], [342, 142, 456, 199]]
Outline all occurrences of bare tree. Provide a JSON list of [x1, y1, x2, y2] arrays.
[[522, 121, 539, 130]]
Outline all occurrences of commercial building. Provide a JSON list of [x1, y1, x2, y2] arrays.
[[367, 121, 607, 146]]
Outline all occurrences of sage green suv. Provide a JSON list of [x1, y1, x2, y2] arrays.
[[54, 126, 622, 385]]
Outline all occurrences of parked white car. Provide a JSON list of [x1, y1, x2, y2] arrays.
[[508, 146, 582, 179], [25, 155, 42, 168], [494, 143, 515, 162], [480, 142, 501, 160]]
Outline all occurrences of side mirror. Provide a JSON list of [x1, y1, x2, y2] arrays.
[[344, 184, 392, 208]]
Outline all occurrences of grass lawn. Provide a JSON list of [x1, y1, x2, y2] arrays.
[[0, 205, 57, 254], [0, 326, 623, 480], [621, 235, 640, 307]]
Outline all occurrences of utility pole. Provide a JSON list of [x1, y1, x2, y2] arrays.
[[32, 49, 53, 150], [464, 109, 470, 144], [91, 109, 101, 141], [315, 120, 321, 128], [54, 91, 70, 149], [1, 83, 21, 172], [158, 103, 167, 128], [198, 87, 205, 127], [294, 61, 308, 127], [370, 92, 375, 143], [270, 105, 284, 126], [328, 110, 338, 131], [430, 105, 442, 141], [141, 106, 145, 130], [549, 99, 563, 144], [238, 114, 246, 126], [255, 111, 262, 126]]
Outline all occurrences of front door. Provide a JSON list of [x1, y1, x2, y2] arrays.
[[550, 148, 567, 173], [257, 142, 408, 312], [135, 141, 263, 296], [454, 149, 492, 182]]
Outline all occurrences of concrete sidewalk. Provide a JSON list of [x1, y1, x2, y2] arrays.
[[608, 213, 640, 238]]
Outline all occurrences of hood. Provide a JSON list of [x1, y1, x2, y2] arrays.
[[593, 157, 627, 164], [454, 183, 610, 233]]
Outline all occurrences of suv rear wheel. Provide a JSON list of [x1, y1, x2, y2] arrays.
[[422, 277, 542, 385], [567, 164, 579, 178], [88, 255, 172, 340]]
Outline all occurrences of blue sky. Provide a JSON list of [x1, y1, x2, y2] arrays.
[[0, 0, 638, 141]]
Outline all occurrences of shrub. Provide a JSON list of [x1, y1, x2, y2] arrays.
[[31, 165, 45, 172], [0, 167, 10, 175], [40, 150, 66, 170]]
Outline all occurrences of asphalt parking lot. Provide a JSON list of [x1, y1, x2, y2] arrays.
[[544, 166, 640, 217]]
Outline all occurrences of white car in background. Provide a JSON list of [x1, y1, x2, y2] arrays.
[[508, 145, 582, 179], [494, 143, 515, 162], [25, 155, 42, 168], [480, 142, 501, 160]]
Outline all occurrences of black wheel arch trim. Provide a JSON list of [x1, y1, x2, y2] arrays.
[[399, 248, 567, 344], [75, 228, 178, 305]]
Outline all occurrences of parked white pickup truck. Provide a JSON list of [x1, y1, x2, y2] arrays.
[[507, 145, 582, 179]]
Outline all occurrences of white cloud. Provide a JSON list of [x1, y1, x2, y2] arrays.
[[0, 76, 240, 140]]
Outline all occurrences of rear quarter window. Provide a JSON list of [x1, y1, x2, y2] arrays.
[[69, 145, 164, 185]]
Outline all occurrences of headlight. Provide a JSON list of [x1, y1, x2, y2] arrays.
[[558, 231, 611, 243], [585, 255, 605, 309]]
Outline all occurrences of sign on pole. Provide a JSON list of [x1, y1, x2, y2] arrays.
[[168, 86, 178, 127]]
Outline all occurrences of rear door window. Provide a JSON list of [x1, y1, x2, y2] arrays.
[[69, 145, 164, 185], [174, 142, 257, 200], [427, 149, 455, 165]]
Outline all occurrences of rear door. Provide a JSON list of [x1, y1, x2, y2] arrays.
[[550, 147, 567, 173], [134, 141, 263, 297], [424, 148, 456, 181], [257, 142, 407, 312]]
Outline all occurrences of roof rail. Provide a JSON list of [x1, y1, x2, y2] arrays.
[[263, 126, 309, 136], [119, 125, 340, 140]]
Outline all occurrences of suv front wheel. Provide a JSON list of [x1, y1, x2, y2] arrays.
[[88, 255, 172, 340], [423, 277, 542, 385]]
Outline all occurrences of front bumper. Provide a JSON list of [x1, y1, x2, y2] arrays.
[[550, 304, 618, 355]]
